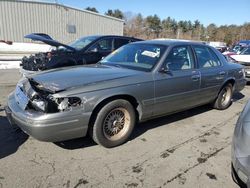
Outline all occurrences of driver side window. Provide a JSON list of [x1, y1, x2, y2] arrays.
[[163, 46, 194, 71], [89, 38, 113, 52]]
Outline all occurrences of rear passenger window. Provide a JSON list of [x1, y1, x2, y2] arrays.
[[194, 46, 222, 68], [163, 46, 194, 71], [114, 38, 130, 49]]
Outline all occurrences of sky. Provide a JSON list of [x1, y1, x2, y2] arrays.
[[54, 0, 250, 26]]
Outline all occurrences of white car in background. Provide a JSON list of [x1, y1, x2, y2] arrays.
[[230, 47, 250, 81]]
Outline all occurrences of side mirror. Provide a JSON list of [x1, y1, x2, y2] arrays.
[[90, 47, 98, 53], [159, 66, 172, 75]]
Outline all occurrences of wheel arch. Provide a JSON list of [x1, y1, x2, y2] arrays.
[[215, 78, 235, 98], [221, 78, 235, 92], [88, 94, 142, 128]]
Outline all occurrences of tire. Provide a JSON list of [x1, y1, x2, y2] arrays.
[[213, 83, 233, 110], [91, 99, 136, 148]]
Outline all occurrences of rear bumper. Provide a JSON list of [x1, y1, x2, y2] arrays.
[[5, 93, 91, 142]]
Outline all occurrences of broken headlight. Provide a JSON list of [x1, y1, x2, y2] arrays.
[[31, 99, 47, 112], [55, 97, 82, 112]]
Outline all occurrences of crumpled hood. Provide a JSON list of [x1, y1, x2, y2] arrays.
[[25, 33, 76, 51], [29, 64, 141, 92]]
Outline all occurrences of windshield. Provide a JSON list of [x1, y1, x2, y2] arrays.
[[240, 47, 250, 55], [232, 45, 241, 52], [100, 43, 167, 72], [68, 36, 98, 50]]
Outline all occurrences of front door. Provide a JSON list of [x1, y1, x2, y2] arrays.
[[154, 45, 201, 116], [84, 38, 114, 64]]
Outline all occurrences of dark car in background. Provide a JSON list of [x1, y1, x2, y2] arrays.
[[20, 33, 141, 75], [5, 40, 246, 148]]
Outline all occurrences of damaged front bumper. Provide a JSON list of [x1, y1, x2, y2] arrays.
[[19, 67, 37, 77], [5, 93, 91, 142]]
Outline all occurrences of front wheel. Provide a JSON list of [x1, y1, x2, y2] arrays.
[[91, 99, 136, 148], [213, 83, 233, 110]]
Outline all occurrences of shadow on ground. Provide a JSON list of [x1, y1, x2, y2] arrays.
[[0, 114, 29, 159], [54, 136, 97, 150], [56, 104, 214, 150], [232, 92, 245, 102], [130, 104, 214, 141], [55, 92, 245, 150]]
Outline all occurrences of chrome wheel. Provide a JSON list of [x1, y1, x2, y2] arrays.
[[103, 107, 130, 141], [91, 99, 136, 148], [221, 86, 232, 106]]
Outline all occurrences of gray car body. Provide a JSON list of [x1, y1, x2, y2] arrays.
[[232, 99, 250, 187], [5, 40, 246, 142]]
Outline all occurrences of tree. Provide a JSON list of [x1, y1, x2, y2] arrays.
[[85, 7, 98, 13], [123, 11, 250, 44], [105, 9, 124, 19], [194, 20, 200, 29], [161, 17, 178, 38], [178, 20, 189, 33], [145, 14, 162, 38], [192, 20, 202, 40], [207, 23, 217, 41]]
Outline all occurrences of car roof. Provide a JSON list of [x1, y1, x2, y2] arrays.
[[132, 39, 207, 46]]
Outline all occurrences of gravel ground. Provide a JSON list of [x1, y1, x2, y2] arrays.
[[0, 69, 247, 188]]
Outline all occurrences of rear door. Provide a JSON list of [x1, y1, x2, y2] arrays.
[[154, 45, 201, 116], [192, 45, 226, 104]]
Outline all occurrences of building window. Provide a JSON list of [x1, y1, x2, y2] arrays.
[[67, 24, 76, 34]]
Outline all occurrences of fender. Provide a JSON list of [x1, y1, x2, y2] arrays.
[[93, 92, 144, 121], [217, 77, 235, 96]]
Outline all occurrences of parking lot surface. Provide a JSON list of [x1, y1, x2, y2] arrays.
[[0, 69, 248, 188]]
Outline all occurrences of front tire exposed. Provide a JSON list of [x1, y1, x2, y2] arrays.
[[213, 83, 233, 110], [91, 99, 136, 148]]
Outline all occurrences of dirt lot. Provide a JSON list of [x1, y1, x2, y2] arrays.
[[0, 69, 248, 188]]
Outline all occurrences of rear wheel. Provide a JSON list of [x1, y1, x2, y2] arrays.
[[213, 83, 233, 110], [91, 99, 136, 148]]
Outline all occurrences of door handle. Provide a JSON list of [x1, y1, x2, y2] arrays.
[[191, 74, 200, 81], [219, 71, 226, 76]]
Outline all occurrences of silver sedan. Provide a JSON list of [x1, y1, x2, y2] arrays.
[[5, 40, 246, 147], [232, 100, 250, 188]]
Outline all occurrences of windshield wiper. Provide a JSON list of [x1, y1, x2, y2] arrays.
[[104, 63, 124, 69]]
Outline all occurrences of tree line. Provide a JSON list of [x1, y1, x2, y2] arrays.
[[85, 7, 250, 46]]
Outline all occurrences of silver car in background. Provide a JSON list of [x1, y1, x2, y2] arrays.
[[5, 40, 246, 148], [232, 100, 250, 188]]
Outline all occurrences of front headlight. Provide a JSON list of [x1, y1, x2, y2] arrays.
[[17, 77, 28, 88], [56, 97, 82, 112], [242, 68, 246, 78]]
